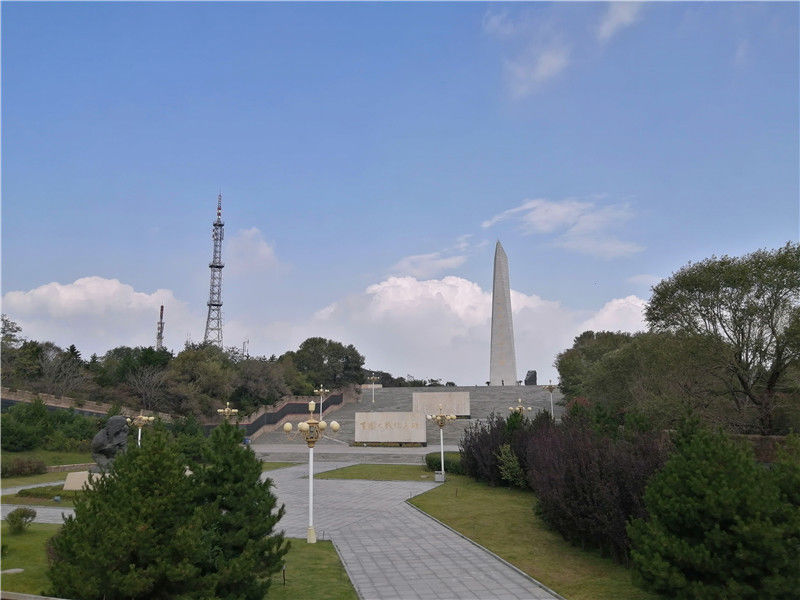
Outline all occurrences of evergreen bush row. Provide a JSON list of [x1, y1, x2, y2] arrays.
[[1, 399, 97, 452], [424, 451, 464, 475]]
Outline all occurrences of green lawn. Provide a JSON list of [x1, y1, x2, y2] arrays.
[[268, 539, 358, 600], [316, 463, 434, 481], [409, 474, 661, 600], [1, 471, 69, 489], [2, 449, 92, 466], [262, 461, 299, 471], [0, 522, 60, 596], [2, 485, 79, 508], [0, 524, 357, 600]]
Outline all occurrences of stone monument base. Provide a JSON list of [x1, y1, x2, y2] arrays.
[[63, 471, 93, 491], [349, 441, 426, 447]]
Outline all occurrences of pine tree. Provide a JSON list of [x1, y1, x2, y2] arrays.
[[628, 424, 800, 599], [48, 431, 218, 599], [194, 421, 289, 600]]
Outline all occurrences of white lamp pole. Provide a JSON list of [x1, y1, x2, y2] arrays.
[[366, 374, 379, 404], [544, 380, 557, 417], [283, 400, 340, 543], [314, 386, 330, 421], [427, 405, 456, 481], [126, 414, 155, 447]]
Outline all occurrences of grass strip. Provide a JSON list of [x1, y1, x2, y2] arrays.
[[0, 524, 357, 600], [268, 539, 358, 600], [1, 471, 70, 489], [1, 449, 92, 466], [261, 461, 299, 471], [316, 463, 434, 481], [0, 522, 61, 596], [409, 473, 661, 600]]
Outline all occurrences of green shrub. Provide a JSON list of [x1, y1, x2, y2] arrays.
[[43, 431, 91, 453], [424, 451, 463, 475], [1, 419, 40, 451], [16, 485, 81, 500], [1, 457, 47, 478], [496, 443, 526, 488], [628, 424, 800, 598], [6, 507, 37, 534]]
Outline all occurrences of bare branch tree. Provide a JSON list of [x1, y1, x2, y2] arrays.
[[127, 366, 166, 412]]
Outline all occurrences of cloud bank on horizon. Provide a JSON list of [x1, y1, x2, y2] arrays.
[[2, 271, 647, 385]]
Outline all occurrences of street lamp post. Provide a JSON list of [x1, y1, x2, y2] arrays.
[[509, 398, 533, 415], [544, 380, 557, 418], [126, 414, 155, 447], [366, 374, 379, 404], [314, 386, 330, 421], [426, 404, 456, 482], [283, 400, 340, 543], [217, 401, 239, 422]]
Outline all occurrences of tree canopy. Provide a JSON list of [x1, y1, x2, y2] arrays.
[[646, 243, 800, 434], [48, 424, 288, 600]]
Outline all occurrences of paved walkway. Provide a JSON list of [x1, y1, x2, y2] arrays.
[[269, 462, 559, 600], [2, 465, 561, 600]]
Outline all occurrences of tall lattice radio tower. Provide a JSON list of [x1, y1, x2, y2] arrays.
[[203, 193, 225, 346], [156, 305, 165, 350]]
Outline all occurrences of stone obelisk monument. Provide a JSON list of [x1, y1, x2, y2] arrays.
[[489, 241, 517, 386]]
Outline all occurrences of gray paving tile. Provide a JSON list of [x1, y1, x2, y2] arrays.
[[3, 459, 562, 600]]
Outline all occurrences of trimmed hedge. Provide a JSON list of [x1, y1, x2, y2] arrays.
[[424, 451, 464, 475], [16, 485, 81, 501]]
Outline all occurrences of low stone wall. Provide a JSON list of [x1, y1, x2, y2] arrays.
[[46, 463, 94, 473]]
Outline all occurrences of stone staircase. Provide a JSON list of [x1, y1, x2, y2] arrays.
[[253, 385, 562, 449]]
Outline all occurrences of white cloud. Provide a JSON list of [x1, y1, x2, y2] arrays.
[[579, 295, 647, 333], [227, 227, 279, 274], [301, 275, 647, 384], [2, 274, 649, 385], [2, 277, 199, 355], [506, 44, 571, 98], [597, 2, 643, 43], [483, 198, 644, 259], [390, 252, 467, 279]]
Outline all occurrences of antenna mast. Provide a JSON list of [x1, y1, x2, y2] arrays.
[[203, 193, 225, 346], [156, 305, 165, 350]]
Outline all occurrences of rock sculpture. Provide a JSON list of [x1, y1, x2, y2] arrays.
[[91, 415, 129, 471]]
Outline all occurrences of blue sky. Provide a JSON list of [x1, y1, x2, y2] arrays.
[[2, 2, 798, 385]]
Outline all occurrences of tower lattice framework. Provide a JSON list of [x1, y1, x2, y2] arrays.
[[204, 194, 225, 346]]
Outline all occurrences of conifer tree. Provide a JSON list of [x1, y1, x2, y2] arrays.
[[628, 424, 800, 599], [48, 431, 218, 599], [193, 421, 289, 600]]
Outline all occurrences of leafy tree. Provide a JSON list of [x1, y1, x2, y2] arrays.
[[194, 422, 289, 599], [646, 243, 800, 434], [96, 346, 172, 388], [230, 357, 290, 412], [1, 314, 23, 350], [275, 353, 314, 396], [163, 343, 234, 415], [39, 343, 86, 398], [582, 331, 740, 431], [628, 424, 800, 598], [554, 331, 633, 401], [283, 337, 365, 388]]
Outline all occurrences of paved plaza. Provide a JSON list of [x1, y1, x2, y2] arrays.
[[2, 462, 562, 600]]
